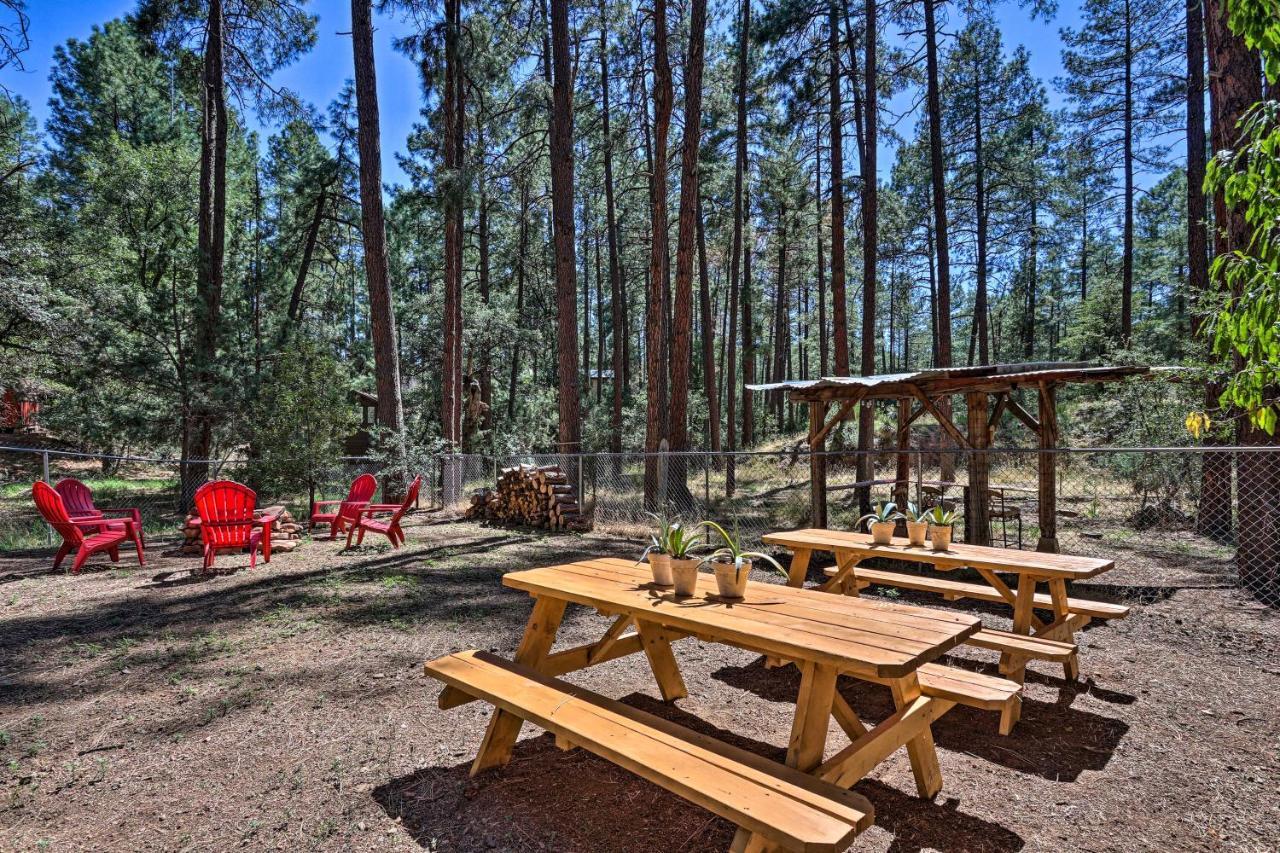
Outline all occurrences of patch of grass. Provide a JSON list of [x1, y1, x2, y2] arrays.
[[261, 604, 321, 638], [379, 573, 416, 590]]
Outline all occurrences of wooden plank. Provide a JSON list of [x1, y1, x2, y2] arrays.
[[568, 557, 981, 631], [471, 596, 567, 775], [787, 661, 838, 773], [831, 693, 868, 741], [809, 402, 829, 531], [786, 548, 813, 588], [1005, 396, 1041, 434], [559, 560, 977, 656], [505, 560, 979, 678], [817, 694, 954, 790], [763, 528, 1114, 580], [588, 613, 635, 665], [907, 386, 971, 449], [967, 629, 1076, 662], [842, 566, 1129, 619], [428, 651, 874, 853], [1037, 381, 1059, 552], [889, 673, 944, 798], [636, 619, 688, 701]]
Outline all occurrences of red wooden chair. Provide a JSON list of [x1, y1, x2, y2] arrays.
[[193, 480, 278, 572], [54, 478, 146, 545], [346, 476, 421, 549], [309, 473, 377, 540], [32, 481, 145, 574]]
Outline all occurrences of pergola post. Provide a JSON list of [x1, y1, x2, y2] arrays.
[[1036, 382, 1059, 552], [809, 401, 828, 529], [895, 398, 911, 509], [965, 391, 991, 546]]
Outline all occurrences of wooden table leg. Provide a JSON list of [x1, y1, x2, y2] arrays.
[[471, 596, 567, 775], [888, 672, 944, 799], [818, 551, 863, 595], [998, 573, 1040, 681], [786, 661, 838, 772], [1048, 578, 1080, 680], [636, 619, 688, 701], [785, 548, 812, 587]]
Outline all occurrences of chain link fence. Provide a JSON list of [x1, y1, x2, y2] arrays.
[[1, 443, 1276, 606]]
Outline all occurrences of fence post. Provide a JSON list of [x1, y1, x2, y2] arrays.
[[42, 451, 52, 545], [577, 454, 584, 507], [704, 455, 710, 510], [657, 439, 669, 510]]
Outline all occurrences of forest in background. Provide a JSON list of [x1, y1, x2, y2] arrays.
[[0, 0, 1274, 482]]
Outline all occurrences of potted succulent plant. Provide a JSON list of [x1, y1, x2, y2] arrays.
[[640, 512, 713, 593], [901, 502, 928, 547], [699, 521, 784, 599], [858, 502, 902, 545], [923, 505, 960, 552]]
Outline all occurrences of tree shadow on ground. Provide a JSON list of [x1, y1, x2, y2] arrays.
[[0, 534, 553, 709], [711, 657, 1129, 783], [375, 690, 1024, 852]]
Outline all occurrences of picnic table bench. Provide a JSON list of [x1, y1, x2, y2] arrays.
[[762, 528, 1130, 683], [425, 557, 1019, 852]]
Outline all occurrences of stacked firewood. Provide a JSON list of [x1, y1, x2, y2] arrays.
[[178, 505, 304, 555], [463, 464, 589, 531]]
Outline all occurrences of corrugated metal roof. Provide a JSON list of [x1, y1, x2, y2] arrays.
[[747, 362, 1150, 396]]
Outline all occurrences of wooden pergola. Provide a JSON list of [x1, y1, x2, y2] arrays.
[[749, 362, 1151, 552]]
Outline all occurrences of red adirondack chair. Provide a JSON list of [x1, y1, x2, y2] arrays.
[[346, 476, 421, 549], [193, 480, 278, 571], [54, 478, 145, 545], [32, 481, 145, 574], [309, 473, 377, 539]]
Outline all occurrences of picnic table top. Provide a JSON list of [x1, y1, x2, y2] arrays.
[[502, 557, 981, 679], [761, 528, 1115, 580]]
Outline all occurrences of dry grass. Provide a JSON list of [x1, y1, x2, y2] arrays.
[[1, 516, 1278, 852]]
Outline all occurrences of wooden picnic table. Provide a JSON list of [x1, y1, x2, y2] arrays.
[[428, 557, 986, 851], [761, 528, 1129, 682]]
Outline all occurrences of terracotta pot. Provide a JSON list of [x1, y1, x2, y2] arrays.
[[906, 521, 928, 547], [712, 559, 751, 599], [929, 524, 953, 552], [671, 557, 701, 597], [647, 552, 673, 587], [870, 521, 895, 545]]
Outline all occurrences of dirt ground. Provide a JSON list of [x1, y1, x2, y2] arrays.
[[1, 516, 1278, 853]]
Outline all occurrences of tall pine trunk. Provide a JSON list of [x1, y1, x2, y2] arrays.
[[438, 0, 462, 448], [697, 195, 719, 452], [829, 2, 849, 376], [726, 0, 749, 491], [185, 0, 228, 508], [599, 3, 625, 457], [550, 0, 580, 452], [644, 0, 674, 505], [923, 0, 954, 480], [1120, 0, 1134, 343], [856, 0, 877, 515], [670, 0, 708, 499], [973, 50, 990, 365], [1205, 0, 1267, 584]]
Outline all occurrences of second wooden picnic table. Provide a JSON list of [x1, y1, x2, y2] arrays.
[[762, 528, 1129, 681]]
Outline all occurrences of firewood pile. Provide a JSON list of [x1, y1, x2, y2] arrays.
[[179, 504, 304, 555], [463, 464, 589, 531]]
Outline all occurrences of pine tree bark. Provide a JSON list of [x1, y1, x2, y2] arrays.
[[670, 0, 707, 463], [772, 204, 789, 432], [184, 0, 228, 507], [829, 2, 850, 376], [1205, 0, 1266, 578], [973, 49, 990, 366], [1187, 0, 1229, 539], [1120, 0, 1135, 343], [438, 0, 462, 447], [726, 0, 749, 490], [856, 0, 877, 515], [644, 0, 673, 505], [697, 195, 719, 452], [599, 3, 625, 457], [550, 0, 580, 452]]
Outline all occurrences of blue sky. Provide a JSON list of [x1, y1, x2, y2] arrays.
[[6, 0, 1085, 188]]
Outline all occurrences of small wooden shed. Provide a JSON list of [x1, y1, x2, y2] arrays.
[[749, 362, 1150, 552]]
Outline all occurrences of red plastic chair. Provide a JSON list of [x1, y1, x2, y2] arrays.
[[54, 478, 145, 545], [32, 481, 145, 574], [309, 473, 377, 540], [193, 480, 277, 572], [346, 476, 421, 549]]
